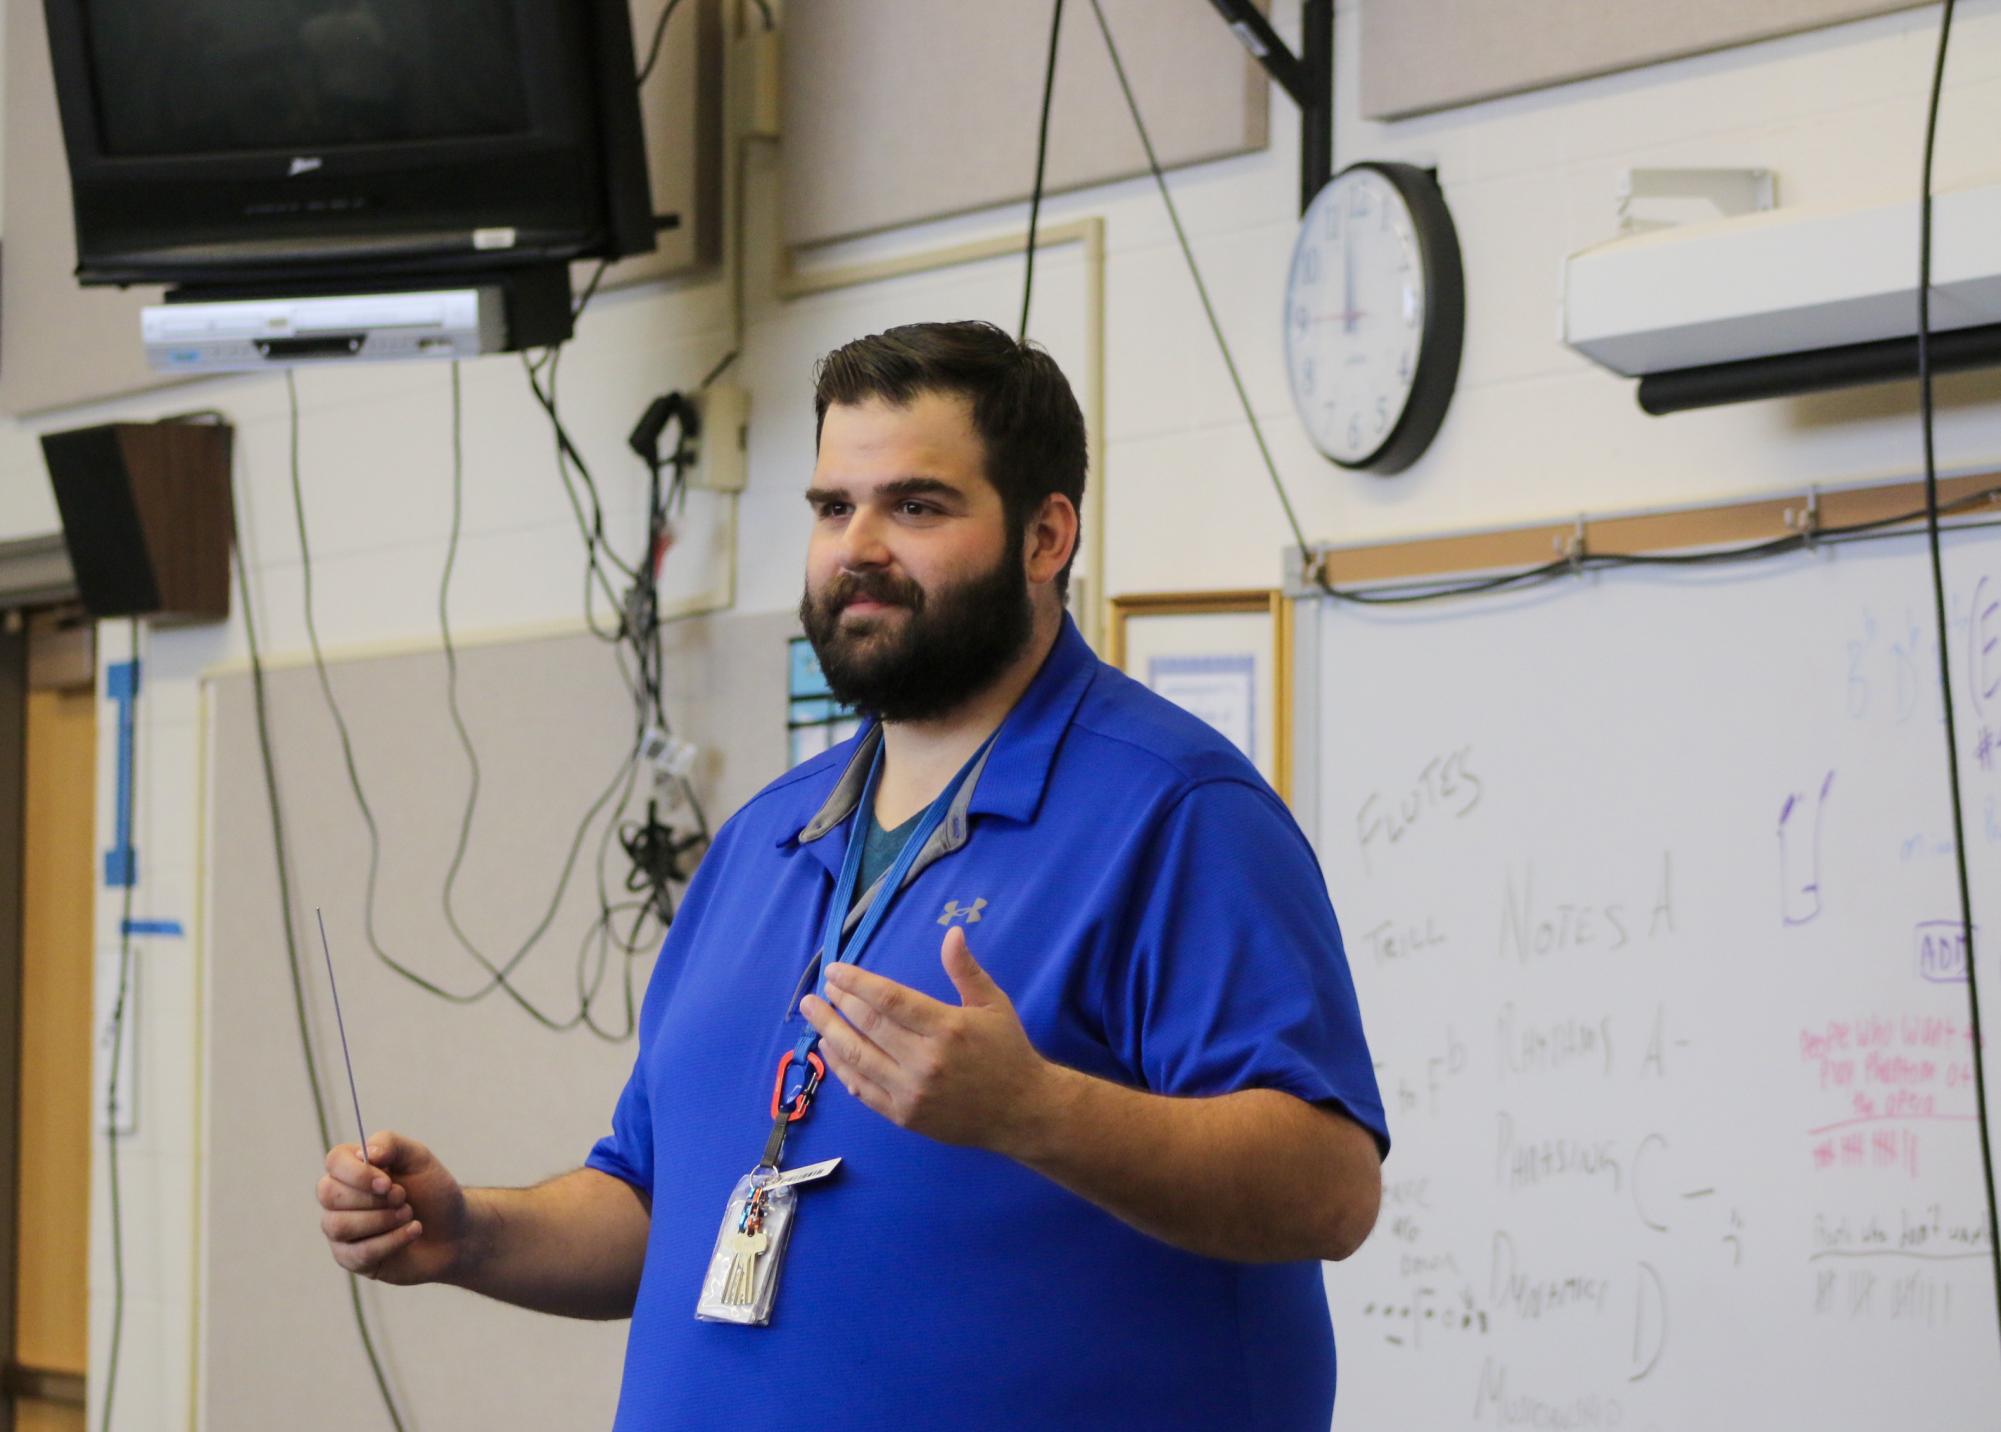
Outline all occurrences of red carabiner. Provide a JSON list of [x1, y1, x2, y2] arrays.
[[770, 1049, 826, 1123]]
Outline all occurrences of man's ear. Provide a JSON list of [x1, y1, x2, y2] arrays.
[[1023, 493, 1079, 588]]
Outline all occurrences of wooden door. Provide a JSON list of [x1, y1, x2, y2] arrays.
[[8, 612, 95, 1430]]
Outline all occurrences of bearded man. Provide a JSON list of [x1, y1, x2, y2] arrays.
[[316, 320, 1388, 1430]]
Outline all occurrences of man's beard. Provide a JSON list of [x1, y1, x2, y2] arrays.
[[799, 547, 1034, 723]]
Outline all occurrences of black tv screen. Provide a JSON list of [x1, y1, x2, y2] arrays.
[[87, 1, 532, 157], [45, 0, 653, 287]]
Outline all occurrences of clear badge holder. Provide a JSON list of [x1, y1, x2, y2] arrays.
[[694, 1170, 796, 1326]]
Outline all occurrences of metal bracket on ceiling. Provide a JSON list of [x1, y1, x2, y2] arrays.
[[1207, 0, 1332, 215]]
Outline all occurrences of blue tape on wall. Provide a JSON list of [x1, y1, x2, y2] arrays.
[[121, 919, 183, 938], [104, 659, 139, 889]]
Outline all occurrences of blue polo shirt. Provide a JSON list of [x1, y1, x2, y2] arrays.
[[586, 614, 1387, 1430]]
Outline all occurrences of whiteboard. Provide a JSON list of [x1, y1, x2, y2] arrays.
[[1296, 527, 2001, 1428]]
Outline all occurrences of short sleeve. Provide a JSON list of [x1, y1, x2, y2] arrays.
[[1109, 779, 1389, 1158], [585, 1062, 655, 1196]]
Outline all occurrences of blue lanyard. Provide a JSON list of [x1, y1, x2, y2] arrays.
[[814, 728, 994, 1019], [765, 728, 996, 1163]]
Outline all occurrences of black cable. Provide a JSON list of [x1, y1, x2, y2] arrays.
[[98, 617, 137, 1432], [524, 259, 611, 382], [1086, 0, 1315, 564], [1300, 481, 2001, 606], [625, 400, 715, 893], [573, 257, 610, 320], [1914, 0, 2001, 1346], [524, 347, 639, 589], [435, 360, 501, 1003], [635, 0, 686, 87], [523, 287, 723, 942], [699, 348, 740, 390], [221, 430, 410, 1431], [522, 354, 641, 642], [284, 373, 659, 1038], [1019, 0, 1065, 341]]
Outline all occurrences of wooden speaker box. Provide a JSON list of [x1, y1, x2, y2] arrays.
[[40, 421, 233, 624]]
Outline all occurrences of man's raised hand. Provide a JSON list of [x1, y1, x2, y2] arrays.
[[800, 926, 1061, 1154]]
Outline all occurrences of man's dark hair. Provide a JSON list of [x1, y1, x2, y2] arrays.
[[812, 320, 1087, 596]]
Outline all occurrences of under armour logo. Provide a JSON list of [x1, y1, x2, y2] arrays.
[[938, 899, 987, 926], [287, 156, 323, 177]]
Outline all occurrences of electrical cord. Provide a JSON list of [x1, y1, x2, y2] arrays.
[[635, 0, 686, 87], [1295, 482, 2001, 606], [520, 276, 729, 949], [1019, 0, 1065, 341], [1914, 0, 2001, 1347], [622, 393, 716, 879], [525, 257, 634, 646], [214, 421, 411, 1431], [98, 616, 137, 1432], [1085, 0, 1316, 562], [699, 348, 740, 389], [284, 373, 666, 1038], [523, 354, 641, 643]]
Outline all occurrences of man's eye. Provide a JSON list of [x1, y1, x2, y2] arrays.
[[818, 502, 850, 519], [898, 501, 937, 517]]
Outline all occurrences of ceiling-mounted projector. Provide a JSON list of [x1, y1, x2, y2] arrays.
[[1563, 178, 2001, 414]]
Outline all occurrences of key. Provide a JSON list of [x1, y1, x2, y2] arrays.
[[722, 1227, 769, 1306]]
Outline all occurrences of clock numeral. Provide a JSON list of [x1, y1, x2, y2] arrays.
[[1397, 350, 1414, 381], [1300, 248, 1322, 285], [1375, 396, 1391, 433], [1348, 414, 1362, 451], [1292, 304, 1311, 340]]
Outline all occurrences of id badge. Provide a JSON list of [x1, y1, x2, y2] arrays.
[[695, 1171, 796, 1326]]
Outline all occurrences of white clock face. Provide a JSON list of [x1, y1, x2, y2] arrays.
[[1284, 167, 1428, 467]]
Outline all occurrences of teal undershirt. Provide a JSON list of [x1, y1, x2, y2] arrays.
[[852, 805, 927, 913]]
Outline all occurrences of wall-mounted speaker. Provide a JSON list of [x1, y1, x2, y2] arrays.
[[40, 420, 232, 623]]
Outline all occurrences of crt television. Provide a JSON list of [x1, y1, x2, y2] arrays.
[[42, 0, 656, 289]]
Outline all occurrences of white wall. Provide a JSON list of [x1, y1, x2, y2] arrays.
[[4, 0, 1995, 1425]]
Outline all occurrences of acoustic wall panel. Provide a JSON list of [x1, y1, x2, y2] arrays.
[[1360, 0, 1934, 120], [781, 0, 1270, 248]]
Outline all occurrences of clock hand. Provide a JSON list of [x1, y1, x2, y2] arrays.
[[1342, 220, 1356, 335]]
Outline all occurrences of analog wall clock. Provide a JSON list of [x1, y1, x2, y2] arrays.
[[1283, 161, 1464, 474]]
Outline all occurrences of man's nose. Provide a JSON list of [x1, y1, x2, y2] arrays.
[[836, 507, 891, 567]]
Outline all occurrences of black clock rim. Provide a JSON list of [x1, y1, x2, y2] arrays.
[[1319, 161, 1465, 475]]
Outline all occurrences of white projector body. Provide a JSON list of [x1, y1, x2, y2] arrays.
[[142, 288, 506, 373], [1563, 178, 2001, 377]]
